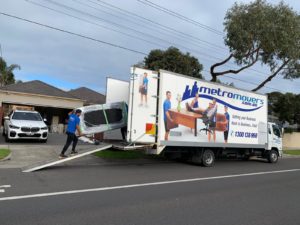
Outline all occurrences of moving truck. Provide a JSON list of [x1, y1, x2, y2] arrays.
[[120, 67, 283, 166]]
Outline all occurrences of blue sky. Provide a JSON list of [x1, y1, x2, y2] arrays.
[[1, 0, 299, 94]]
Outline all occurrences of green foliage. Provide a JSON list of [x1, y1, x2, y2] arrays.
[[268, 92, 300, 124], [0, 57, 20, 87], [212, 0, 300, 91], [144, 47, 203, 79]]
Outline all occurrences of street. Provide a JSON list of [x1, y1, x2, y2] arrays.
[[0, 156, 299, 225]]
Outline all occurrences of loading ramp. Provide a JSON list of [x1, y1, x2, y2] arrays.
[[22, 143, 112, 172]]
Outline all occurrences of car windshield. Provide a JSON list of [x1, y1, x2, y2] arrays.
[[12, 112, 42, 121]]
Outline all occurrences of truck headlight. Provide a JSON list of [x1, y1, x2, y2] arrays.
[[9, 125, 20, 129]]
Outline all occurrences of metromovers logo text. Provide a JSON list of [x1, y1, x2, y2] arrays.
[[182, 81, 264, 112]]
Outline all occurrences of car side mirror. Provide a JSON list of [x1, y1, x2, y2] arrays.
[[4, 116, 9, 120]]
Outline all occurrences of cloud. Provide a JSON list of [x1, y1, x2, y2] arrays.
[[1, 0, 299, 94]]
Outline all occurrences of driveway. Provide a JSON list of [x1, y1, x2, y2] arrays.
[[0, 133, 99, 169]]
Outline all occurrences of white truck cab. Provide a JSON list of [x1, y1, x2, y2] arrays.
[[267, 122, 283, 161]]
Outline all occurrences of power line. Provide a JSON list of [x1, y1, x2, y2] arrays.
[[41, 0, 280, 82], [0, 12, 147, 55], [136, 0, 300, 86], [137, 0, 224, 36], [36, 0, 230, 64], [0, 12, 291, 92], [203, 69, 282, 92], [41, 0, 190, 52], [25, 0, 167, 48], [88, 0, 226, 51], [74, 0, 287, 81], [26, 0, 236, 69]]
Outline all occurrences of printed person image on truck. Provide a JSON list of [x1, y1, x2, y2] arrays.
[[163, 91, 173, 140], [206, 99, 217, 142], [139, 72, 148, 107], [224, 105, 230, 143]]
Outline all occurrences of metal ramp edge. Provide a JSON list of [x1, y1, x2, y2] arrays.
[[22, 144, 112, 173]]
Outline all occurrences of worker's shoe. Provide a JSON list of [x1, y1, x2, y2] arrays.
[[70, 151, 78, 155], [59, 154, 68, 159]]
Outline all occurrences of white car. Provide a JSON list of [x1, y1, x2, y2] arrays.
[[3, 110, 48, 143]]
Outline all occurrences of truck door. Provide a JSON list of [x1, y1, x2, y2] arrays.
[[271, 124, 282, 152]]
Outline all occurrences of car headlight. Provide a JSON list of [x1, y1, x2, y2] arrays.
[[41, 127, 48, 130], [9, 125, 20, 129]]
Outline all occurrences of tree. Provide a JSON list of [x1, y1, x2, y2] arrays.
[[0, 57, 20, 87], [144, 47, 203, 79], [268, 92, 300, 125], [210, 0, 300, 91]]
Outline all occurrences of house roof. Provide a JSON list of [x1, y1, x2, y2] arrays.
[[68, 87, 106, 105], [0, 80, 80, 100]]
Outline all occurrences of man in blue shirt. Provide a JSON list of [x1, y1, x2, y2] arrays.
[[60, 109, 82, 158], [163, 91, 173, 140], [224, 106, 230, 143], [139, 72, 149, 107]]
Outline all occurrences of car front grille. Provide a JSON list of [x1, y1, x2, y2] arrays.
[[31, 127, 40, 132], [21, 127, 40, 133], [18, 133, 41, 138]]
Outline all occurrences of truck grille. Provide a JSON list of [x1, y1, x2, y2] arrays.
[[21, 127, 40, 133]]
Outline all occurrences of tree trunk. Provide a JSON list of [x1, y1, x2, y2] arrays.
[[210, 54, 233, 82], [210, 48, 260, 82], [251, 60, 289, 92]]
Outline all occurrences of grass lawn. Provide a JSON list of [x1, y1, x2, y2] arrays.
[[94, 149, 160, 159], [283, 150, 300, 155], [0, 148, 11, 160]]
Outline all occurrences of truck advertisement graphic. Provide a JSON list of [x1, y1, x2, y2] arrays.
[[127, 67, 158, 143], [158, 70, 268, 145]]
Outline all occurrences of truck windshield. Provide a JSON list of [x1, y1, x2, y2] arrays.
[[272, 125, 281, 138], [12, 112, 42, 121]]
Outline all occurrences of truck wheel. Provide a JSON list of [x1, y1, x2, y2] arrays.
[[201, 149, 215, 167], [267, 150, 278, 163]]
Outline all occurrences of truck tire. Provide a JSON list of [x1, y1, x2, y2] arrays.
[[267, 150, 278, 163], [201, 149, 215, 167]]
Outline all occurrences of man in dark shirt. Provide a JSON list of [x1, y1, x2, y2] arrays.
[[60, 109, 82, 158]]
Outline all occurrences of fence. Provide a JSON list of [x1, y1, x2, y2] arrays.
[[283, 132, 300, 150]]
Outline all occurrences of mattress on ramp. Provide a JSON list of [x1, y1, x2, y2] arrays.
[[78, 102, 127, 135]]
